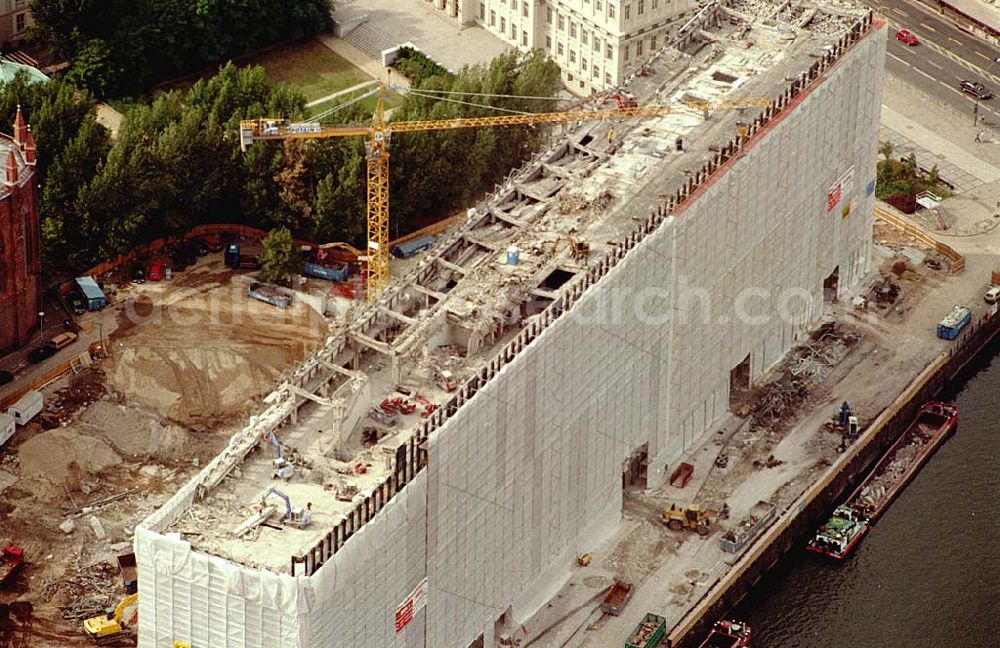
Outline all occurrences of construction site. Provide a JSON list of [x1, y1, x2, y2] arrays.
[[134, 0, 891, 646], [8, 0, 998, 646]]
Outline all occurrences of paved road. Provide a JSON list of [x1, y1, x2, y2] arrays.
[[874, 0, 1000, 123]]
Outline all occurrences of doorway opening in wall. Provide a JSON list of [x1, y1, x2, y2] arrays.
[[823, 266, 840, 303], [495, 609, 515, 646], [622, 442, 649, 491], [728, 353, 752, 412]]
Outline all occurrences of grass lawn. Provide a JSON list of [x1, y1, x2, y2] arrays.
[[305, 88, 405, 120], [246, 40, 372, 102]]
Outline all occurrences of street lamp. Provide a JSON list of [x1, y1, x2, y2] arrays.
[[38, 311, 44, 341], [973, 57, 1000, 126]]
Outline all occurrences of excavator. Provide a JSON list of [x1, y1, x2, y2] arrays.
[[662, 503, 718, 536], [83, 592, 138, 644], [262, 486, 313, 528], [544, 237, 590, 262]]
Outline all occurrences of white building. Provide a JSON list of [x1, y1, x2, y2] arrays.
[[136, 2, 885, 647], [424, 0, 694, 95]]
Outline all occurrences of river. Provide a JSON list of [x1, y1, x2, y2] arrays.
[[731, 336, 1000, 648]]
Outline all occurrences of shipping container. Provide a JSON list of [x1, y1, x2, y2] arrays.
[[7, 390, 43, 426], [391, 235, 436, 259], [303, 262, 349, 282], [936, 305, 971, 340], [248, 282, 292, 309], [74, 276, 107, 310]]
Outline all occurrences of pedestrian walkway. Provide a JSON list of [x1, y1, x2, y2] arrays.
[[305, 79, 381, 108], [879, 75, 1000, 194]]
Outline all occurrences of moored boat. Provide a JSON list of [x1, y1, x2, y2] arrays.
[[807, 401, 958, 560], [698, 619, 752, 648]]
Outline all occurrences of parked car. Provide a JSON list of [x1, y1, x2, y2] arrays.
[[50, 332, 78, 350], [985, 285, 1000, 304], [0, 370, 13, 386], [895, 28, 918, 45], [70, 297, 85, 315], [147, 261, 164, 281], [27, 345, 56, 364], [960, 80, 992, 100]]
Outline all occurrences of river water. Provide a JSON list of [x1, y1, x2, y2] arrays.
[[732, 336, 1000, 648]]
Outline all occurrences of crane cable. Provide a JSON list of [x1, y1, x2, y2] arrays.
[[403, 87, 536, 116]]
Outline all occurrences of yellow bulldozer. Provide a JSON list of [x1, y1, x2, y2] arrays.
[[662, 503, 718, 536], [83, 592, 138, 644]]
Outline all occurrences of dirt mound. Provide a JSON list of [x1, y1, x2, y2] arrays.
[[79, 400, 189, 459], [108, 277, 326, 429], [18, 429, 122, 488]]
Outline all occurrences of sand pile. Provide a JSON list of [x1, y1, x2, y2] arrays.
[[18, 429, 122, 489], [79, 400, 189, 459], [108, 278, 325, 429]]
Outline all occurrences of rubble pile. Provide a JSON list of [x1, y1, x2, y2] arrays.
[[44, 561, 119, 621]]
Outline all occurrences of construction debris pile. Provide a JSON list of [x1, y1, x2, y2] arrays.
[[856, 426, 932, 507], [43, 560, 119, 621]]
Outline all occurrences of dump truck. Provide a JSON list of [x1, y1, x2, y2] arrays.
[[1, 545, 25, 588], [626, 612, 666, 648], [117, 552, 138, 595], [600, 580, 633, 616]]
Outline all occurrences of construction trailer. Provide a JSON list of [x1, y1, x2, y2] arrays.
[[0, 412, 13, 447], [7, 390, 42, 426]]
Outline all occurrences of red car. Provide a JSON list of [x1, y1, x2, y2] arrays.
[[148, 261, 164, 281], [895, 29, 918, 45]]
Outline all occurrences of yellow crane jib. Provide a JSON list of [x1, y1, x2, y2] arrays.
[[238, 92, 770, 301]]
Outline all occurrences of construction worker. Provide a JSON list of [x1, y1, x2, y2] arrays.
[[299, 502, 313, 527], [607, 129, 614, 143]]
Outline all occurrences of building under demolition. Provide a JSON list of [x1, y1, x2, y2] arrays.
[[136, 1, 886, 646]]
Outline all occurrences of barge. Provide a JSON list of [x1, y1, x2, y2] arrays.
[[807, 401, 957, 559]]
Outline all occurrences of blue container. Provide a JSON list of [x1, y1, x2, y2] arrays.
[[507, 245, 519, 265]]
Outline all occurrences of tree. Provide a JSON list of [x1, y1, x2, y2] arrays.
[[30, 0, 333, 97], [259, 227, 299, 285], [879, 140, 893, 163]]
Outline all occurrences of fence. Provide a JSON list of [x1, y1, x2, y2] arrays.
[[874, 206, 965, 273]]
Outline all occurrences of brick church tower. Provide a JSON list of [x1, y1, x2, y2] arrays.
[[0, 105, 41, 356]]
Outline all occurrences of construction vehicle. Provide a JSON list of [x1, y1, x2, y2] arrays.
[[265, 431, 295, 479], [0, 545, 24, 588], [662, 503, 718, 536], [262, 487, 313, 528], [608, 91, 638, 109], [544, 236, 590, 262], [83, 592, 138, 644], [239, 90, 770, 301]]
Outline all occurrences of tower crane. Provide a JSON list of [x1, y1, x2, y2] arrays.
[[239, 91, 770, 301]]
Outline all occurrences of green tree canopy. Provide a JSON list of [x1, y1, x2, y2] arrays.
[[259, 227, 299, 285], [30, 0, 332, 97]]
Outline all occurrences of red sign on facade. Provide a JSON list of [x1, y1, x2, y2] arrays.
[[394, 578, 428, 633]]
